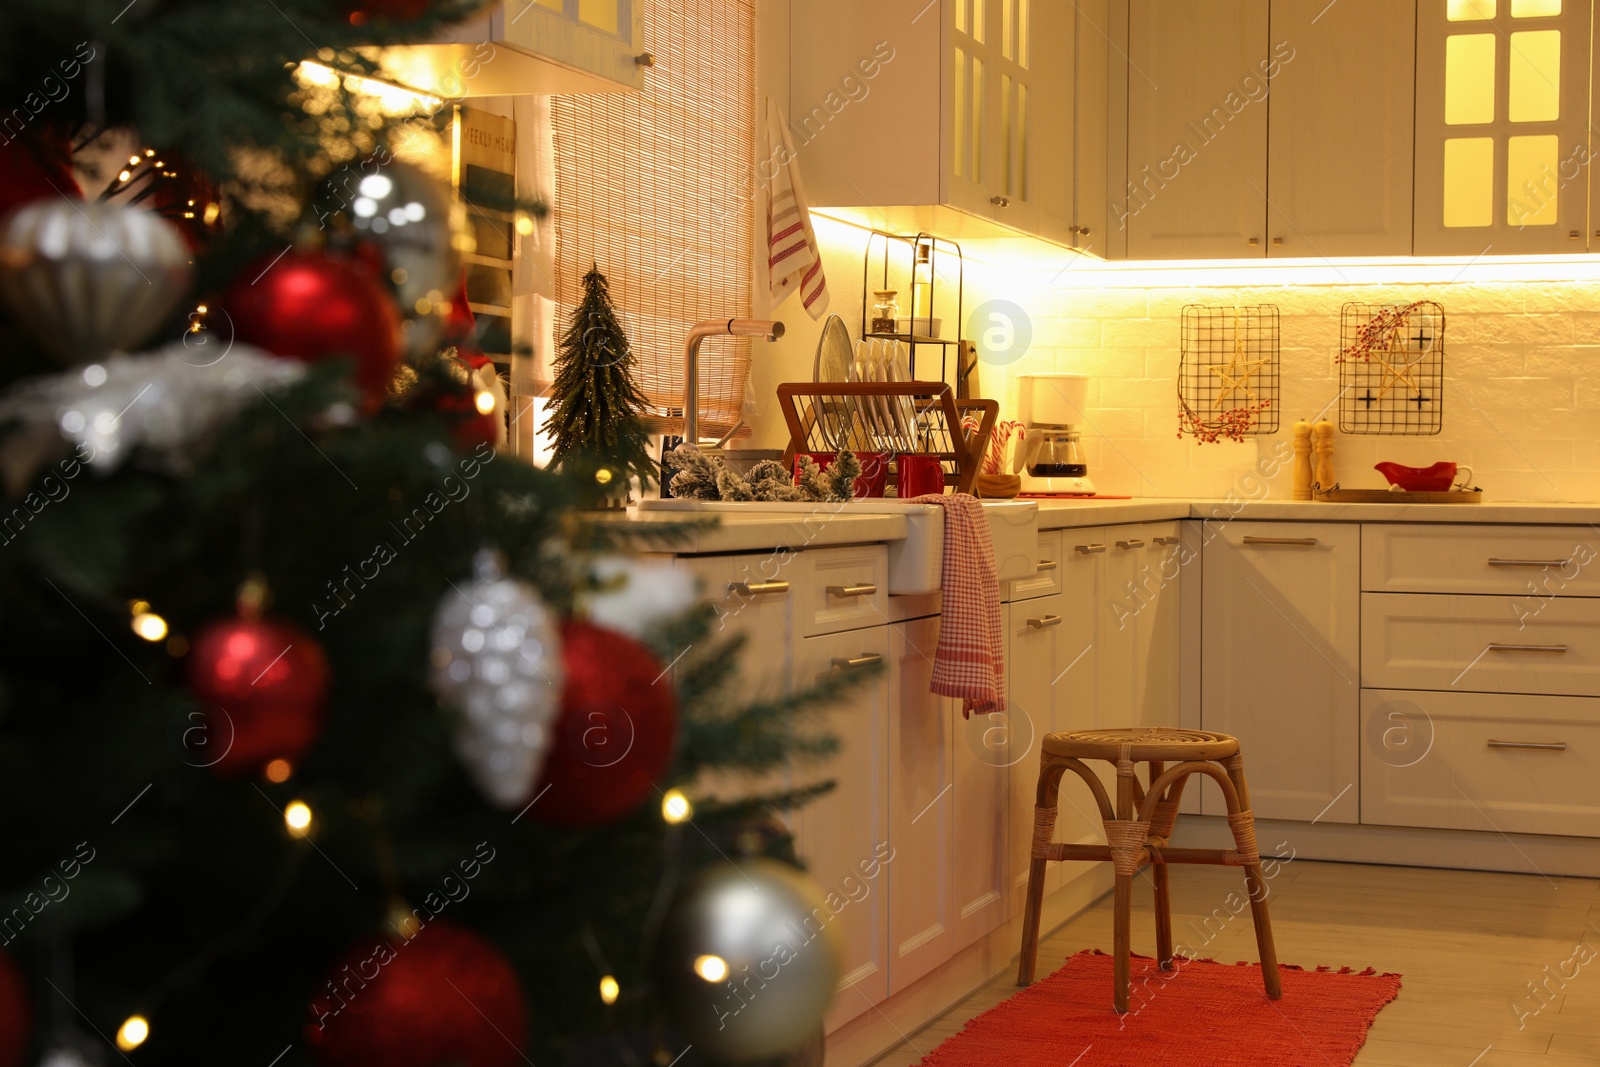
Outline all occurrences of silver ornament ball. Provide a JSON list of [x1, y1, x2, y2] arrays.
[[654, 859, 840, 1062], [316, 158, 473, 362]]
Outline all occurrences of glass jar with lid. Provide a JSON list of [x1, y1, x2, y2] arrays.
[[870, 290, 899, 334]]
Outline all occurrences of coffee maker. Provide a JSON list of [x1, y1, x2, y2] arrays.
[[1014, 372, 1095, 496]]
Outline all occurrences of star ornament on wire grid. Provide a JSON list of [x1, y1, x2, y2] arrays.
[[1209, 351, 1273, 411]]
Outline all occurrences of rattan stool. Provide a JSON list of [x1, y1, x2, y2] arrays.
[[1015, 727, 1282, 1012]]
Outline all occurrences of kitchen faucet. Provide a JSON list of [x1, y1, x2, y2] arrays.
[[682, 318, 784, 447]]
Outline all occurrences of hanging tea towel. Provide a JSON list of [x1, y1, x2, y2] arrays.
[[763, 98, 829, 319], [909, 493, 1006, 717]]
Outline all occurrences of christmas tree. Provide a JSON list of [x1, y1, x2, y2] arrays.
[[545, 265, 659, 501], [0, 3, 856, 1065]]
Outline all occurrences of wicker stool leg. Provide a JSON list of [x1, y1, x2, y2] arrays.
[[1146, 761, 1174, 971], [1223, 754, 1282, 1000], [1107, 748, 1145, 1013], [1016, 755, 1068, 987]]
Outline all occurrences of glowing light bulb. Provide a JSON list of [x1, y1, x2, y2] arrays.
[[116, 1015, 149, 1051], [514, 213, 536, 236], [599, 975, 619, 1005], [117, 169, 132, 182], [693, 955, 728, 982], [127, 154, 141, 166], [474, 390, 496, 416], [264, 759, 293, 783], [131, 612, 168, 642], [284, 801, 313, 837], [595, 468, 614, 486], [661, 789, 692, 824]]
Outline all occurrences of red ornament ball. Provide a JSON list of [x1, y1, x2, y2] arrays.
[[186, 615, 330, 777], [304, 920, 527, 1067], [222, 250, 401, 405], [0, 948, 27, 1067], [530, 620, 679, 827], [344, 0, 435, 24]]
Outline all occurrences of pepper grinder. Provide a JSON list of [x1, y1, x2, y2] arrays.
[[1313, 418, 1336, 492], [1292, 419, 1313, 500]]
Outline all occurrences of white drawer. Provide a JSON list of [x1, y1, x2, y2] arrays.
[[1006, 530, 1064, 603], [1362, 592, 1600, 697], [1363, 524, 1600, 596], [799, 545, 890, 637], [1361, 689, 1600, 838]]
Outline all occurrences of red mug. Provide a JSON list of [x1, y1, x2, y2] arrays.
[[897, 454, 946, 498], [794, 451, 889, 498]]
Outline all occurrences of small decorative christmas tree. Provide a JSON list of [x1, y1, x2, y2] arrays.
[[546, 265, 658, 500]]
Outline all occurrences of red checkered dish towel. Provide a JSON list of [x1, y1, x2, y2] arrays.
[[908, 493, 1006, 718]]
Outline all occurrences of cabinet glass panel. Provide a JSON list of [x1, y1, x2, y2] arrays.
[[954, 49, 968, 179], [1445, 35, 1497, 124], [1017, 81, 1028, 200], [578, 0, 620, 34], [1002, 74, 1013, 194], [956, 0, 968, 34], [1017, 0, 1029, 66], [1448, 0, 1496, 17], [1444, 137, 1495, 226], [972, 0, 986, 43], [1511, 0, 1561, 15], [1507, 30, 1561, 120], [1507, 134, 1559, 224], [972, 57, 984, 183]]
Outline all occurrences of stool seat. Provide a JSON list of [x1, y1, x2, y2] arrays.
[[1042, 727, 1240, 763], [1016, 726, 1282, 1013]]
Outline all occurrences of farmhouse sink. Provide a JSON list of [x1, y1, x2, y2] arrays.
[[634, 498, 1039, 595]]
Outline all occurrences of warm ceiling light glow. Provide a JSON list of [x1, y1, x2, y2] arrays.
[[294, 60, 443, 115], [693, 954, 728, 982], [661, 789, 692, 824], [116, 1016, 149, 1051], [131, 612, 168, 643], [284, 800, 313, 836], [264, 759, 293, 783], [474, 390, 497, 416], [515, 213, 536, 236], [598, 975, 620, 1004]]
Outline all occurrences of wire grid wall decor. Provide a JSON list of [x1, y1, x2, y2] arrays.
[[1336, 301, 1445, 436], [1178, 305, 1281, 443]]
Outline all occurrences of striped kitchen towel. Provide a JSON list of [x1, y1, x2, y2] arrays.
[[909, 493, 1006, 718], [764, 98, 829, 320]]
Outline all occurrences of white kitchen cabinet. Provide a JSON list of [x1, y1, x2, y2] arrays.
[[1415, 0, 1592, 254], [950, 697, 1010, 946], [1200, 522, 1361, 823], [793, 625, 891, 1033], [378, 0, 646, 97], [1122, 0, 1269, 259], [1103, 522, 1183, 729], [1119, 0, 1415, 260], [1266, 0, 1415, 258], [789, 0, 1091, 247], [885, 616, 958, 994]]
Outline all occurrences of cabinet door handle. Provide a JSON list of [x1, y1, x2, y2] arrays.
[[1035, 560, 1059, 572], [1027, 615, 1063, 629], [831, 653, 883, 669], [1074, 543, 1106, 554], [1272, 236, 1284, 246], [1488, 558, 1571, 568], [826, 583, 878, 598], [1248, 236, 1260, 246], [1487, 739, 1568, 751], [1153, 536, 1180, 546], [1116, 539, 1146, 549], [1487, 643, 1568, 653], [636, 51, 657, 67], [991, 195, 1010, 207], [728, 580, 790, 596], [1242, 536, 1318, 546]]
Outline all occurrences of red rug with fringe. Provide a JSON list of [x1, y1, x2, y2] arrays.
[[916, 951, 1401, 1067]]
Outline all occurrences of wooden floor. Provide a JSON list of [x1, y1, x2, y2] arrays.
[[863, 860, 1600, 1066]]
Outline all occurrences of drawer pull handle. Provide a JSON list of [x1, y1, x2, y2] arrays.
[[1116, 539, 1146, 549], [1153, 536, 1180, 546], [1027, 614, 1063, 629], [826, 583, 878, 598], [1036, 559, 1059, 572], [831, 653, 883, 669], [1487, 739, 1568, 751], [1487, 643, 1569, 653], [1243, 536, 1318, 546], [1075, 543, 1106, 554], [728, 580, 790, 596], [1488, 558, 1571, 568]]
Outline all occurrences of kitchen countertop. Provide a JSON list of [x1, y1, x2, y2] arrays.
[[610, 497, 1600, 554]]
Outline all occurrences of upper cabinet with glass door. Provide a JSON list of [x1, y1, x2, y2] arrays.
[[790, 0, 1083, 247], [1415, 0, 1591, 254], [377, 0, 646, 97]]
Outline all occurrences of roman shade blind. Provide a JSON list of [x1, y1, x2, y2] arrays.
[[550, 0, 756, 438]]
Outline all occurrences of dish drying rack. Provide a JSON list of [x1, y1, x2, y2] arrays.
[[776, 382, 998, 495]]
